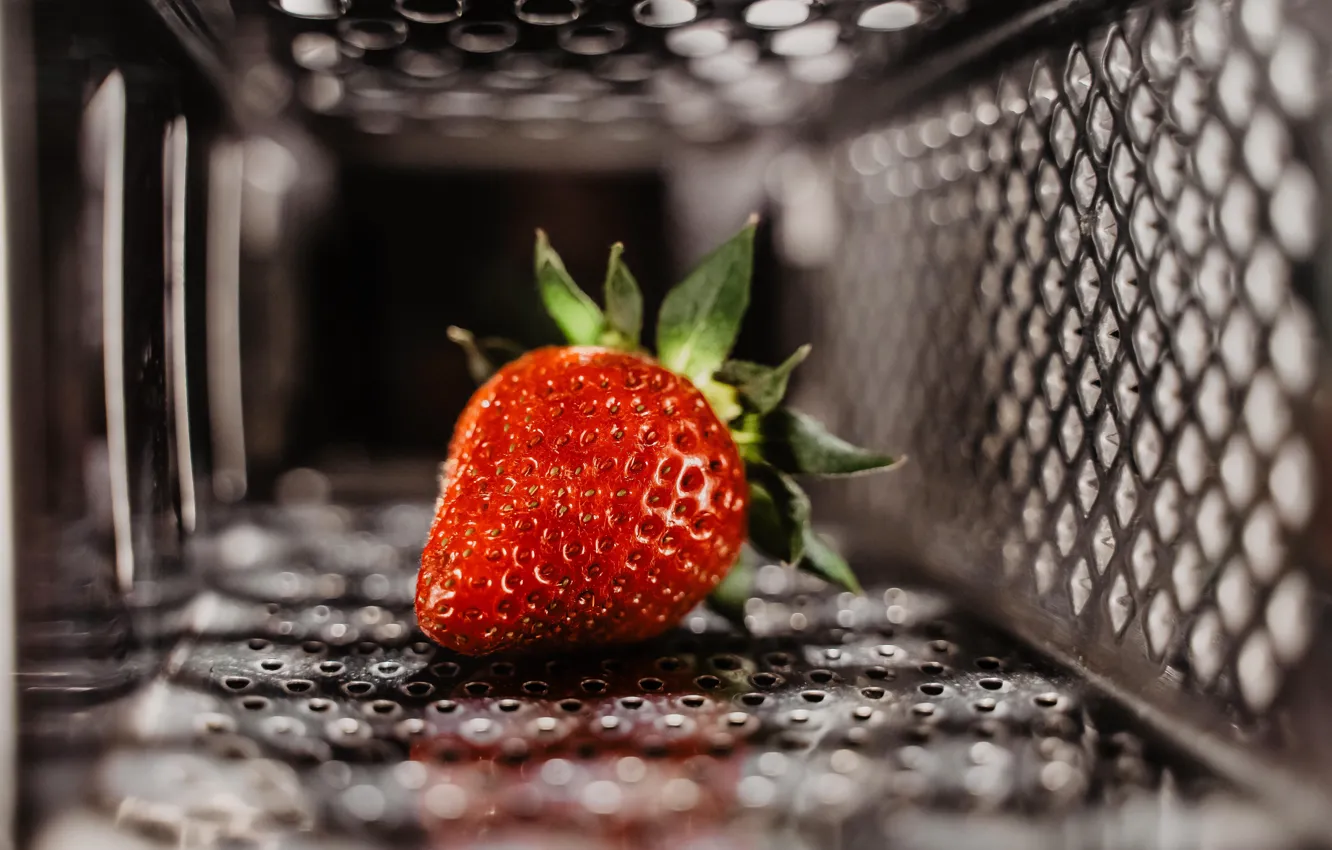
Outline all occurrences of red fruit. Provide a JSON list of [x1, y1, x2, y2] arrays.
[[416, 346, 748, 655], [416, 223, 897, 655]]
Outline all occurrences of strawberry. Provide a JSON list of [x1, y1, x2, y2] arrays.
[[417, 219, 899, 655]]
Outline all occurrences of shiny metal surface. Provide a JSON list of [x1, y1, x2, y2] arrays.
[[40, 506, 1254, 849], [804, 0, 1332, 822], [13, 0, 1332, 845]]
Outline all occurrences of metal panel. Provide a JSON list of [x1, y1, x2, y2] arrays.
[[805, 0, 1332, 819]]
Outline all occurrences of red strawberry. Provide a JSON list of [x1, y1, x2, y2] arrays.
[[416, 346, 748, 655], [417, 221, 898, 655]]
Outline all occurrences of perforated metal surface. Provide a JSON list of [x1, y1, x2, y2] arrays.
[[31, 0, 1332, 843], [237, 0, 964, 140], [87, 506, 1215, 849], [807, 0, 1332, 786]]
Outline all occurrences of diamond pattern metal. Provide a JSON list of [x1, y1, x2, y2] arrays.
[[817, 0, 1327, 725]]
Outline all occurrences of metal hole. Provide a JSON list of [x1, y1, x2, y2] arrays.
[[929, 640, 951, 653], [370, 700, 399, 715], [974, 698, 997, 712], [274, 0, 350, 19], [681, 695, 705, 708], [403, 681, 436, 697], [667, 19, 730, 58], [491, 662, 516, 677], [396, 0, 466, 23], [259, 659, 284, 672], [656, 657, 684, 671], [750, 672, 782, 689], [354, 642, 379, 656], [558, 22, 628, 56], [975, 657, 1003, 671], [978, 678, 1004, 691], [864, 666, 891, 680], [744, 0, 810, 30], [338, 17, 409, 50], [375, 662, 402, 676], [764, 652, 793, 667], [581, 678, 608, 693], [694, 675, 722, 690], [319, 661, 345, 675], [638, 677, 665, 691], [224, 677, 252, 691], [343, 681, 375, 696], [198, 714, 235, 734], [918, 662, 945, 675], [621, 696, 644, 709], [432, 662, 461, 678], [857, 0, 927, 31], [433, 700, 459, 713], [633, 0, 699, 27], [397, 718, 427, 739], [449, 20, 519, 53], [861, 687, 885, 700], [410, 642, 433, 655], [464, 681, 492, 697], [498, 699, 521, 712], [808, 669, 834, 684], [283, 679, 314, 694], [242, 696, 270, 711], [522, 680, 549, 695], [307, 698, 333, 712], [740, 692, 766, 706], [560, 699, 583, 712], [217, 742, 257, 760], [800, 690, 826, 703], [248, 638, 272, 651], [710, 655, 742, 671], [266, 717, 303, 738], [1034, 693, 1061, 708], [919, 683, 944, 696], [516, 0, 584, 25], [302, 641, 326, 654]]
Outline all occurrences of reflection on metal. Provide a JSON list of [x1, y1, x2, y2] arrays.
[[165, 117, 197, 533], [241, 137, 298, 256], [0, 0, 26, 838], [767, 148, 837, 268], [207, 141, 247, 503], [87, 72, 134, 593]]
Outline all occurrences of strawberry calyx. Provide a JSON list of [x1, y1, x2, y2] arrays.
[[449, 218, 901, 613]]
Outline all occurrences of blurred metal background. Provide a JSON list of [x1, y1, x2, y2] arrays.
[[4, 0, 1332, 847]]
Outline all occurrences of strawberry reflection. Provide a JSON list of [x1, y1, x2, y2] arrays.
[[405, 687, 763, 849]]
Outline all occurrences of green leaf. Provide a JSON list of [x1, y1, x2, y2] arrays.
[[656, 218, 757, 385], [447, 326, 525, 385], [799, 529, 861, 594], [535, 230, 606, 346], [707, 546, 759, 631], [744, 462, 810, 565], [760, 409, 900, 476], [716, 344, 811, 414], [601, 242, 643, 348]]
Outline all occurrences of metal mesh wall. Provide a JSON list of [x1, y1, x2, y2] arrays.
[[809, 0, 1332, 785]]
